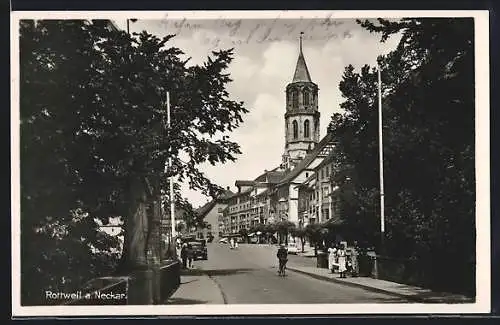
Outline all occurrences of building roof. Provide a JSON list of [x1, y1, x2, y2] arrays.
[[235, 180, 255, 187], [292, 34, 312, 83], [324, 216, 345, 226], [219, 188, 235, 200], [278, 132, 335, 186], [295, 172, 317, 190], [254, 172, 267, 182], [315, 150, 336, 170], [195, 200, 217, 219], [195, 188, 234, 218], [253, 166, 285, 184], [256, 188, 269, 197], [266, 170, 287, 184], [301, 173, 317, 186]]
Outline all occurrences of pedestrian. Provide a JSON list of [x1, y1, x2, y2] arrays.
[[337, 243, 347, 278], [328, 243, 337, 274], [350, 241, 359, 277], [180, 243, 188, 269], [230, 237, 235, 249], [186, 243, 194, 268], [176, 239, 182, 261]]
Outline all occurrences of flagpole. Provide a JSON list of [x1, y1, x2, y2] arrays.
[[166, 92, 176, 241], [377, 62, 385, 254]]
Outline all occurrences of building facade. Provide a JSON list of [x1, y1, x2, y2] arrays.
[[203, 36, 344, 235]]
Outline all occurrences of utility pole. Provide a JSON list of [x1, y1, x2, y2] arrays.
[[166, 92, 176, 242], [377, 61, 385, 255]]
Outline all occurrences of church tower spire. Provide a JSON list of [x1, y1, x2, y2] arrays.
[[282, 33, 321, 169], [292, 32, 312, 83]]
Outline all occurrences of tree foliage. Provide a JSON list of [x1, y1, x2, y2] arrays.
[[19, 19, 248, 304], [328, 18, 475, 292]]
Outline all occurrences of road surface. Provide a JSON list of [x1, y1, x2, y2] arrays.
[[192, 243, 408, 304]]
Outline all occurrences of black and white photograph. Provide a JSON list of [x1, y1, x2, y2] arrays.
[[11, 10, 490, 316]]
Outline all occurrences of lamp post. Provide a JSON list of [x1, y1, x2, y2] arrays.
[[162, 91, 177, 259], [126, 18, 138, 35], [377, 60, 386, 255]]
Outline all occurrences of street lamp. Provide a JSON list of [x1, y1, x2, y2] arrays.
[[377, 59, 386, 255], [126, 18, 138, 35]]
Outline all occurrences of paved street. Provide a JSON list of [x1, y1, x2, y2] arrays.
[[184, 243, 409, 304]]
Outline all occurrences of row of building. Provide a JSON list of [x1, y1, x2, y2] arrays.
[[195, 35, 346, 241]]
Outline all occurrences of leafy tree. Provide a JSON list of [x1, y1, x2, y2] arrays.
[[175, 221, 186, 234], [275, 220, 295, 245], [328, 18, 475, 293], [304, 223, 322, 256], [253, 223, 266, 244], [263, 223, 276, 244], [291, 228, 307, 252], [238, 227, 249, 243], [19, 19, 247, 304]]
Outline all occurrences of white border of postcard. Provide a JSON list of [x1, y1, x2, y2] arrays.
[[11, 10, 490, 316]]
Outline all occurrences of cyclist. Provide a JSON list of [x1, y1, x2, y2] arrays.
[[277, 244, 288, 276]]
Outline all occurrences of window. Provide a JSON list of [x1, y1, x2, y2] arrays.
[[303, 89, 310, 106], [304, 120, 310, 138], [305, 172, 309, 178], [293, 120, 298, 139], [291, 89, 299, 108]]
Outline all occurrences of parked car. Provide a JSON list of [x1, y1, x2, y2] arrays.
[[287, 242, 298, 254], [188, 241, 208, 260], [219, 237, 228, 244]]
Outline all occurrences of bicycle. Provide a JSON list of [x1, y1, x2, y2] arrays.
[[278, 259, 287, 277]]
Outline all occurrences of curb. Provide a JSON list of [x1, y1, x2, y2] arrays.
[[287, 267, 419, 302], [206, 274, 228, 304], [286, 267, 473, 304]]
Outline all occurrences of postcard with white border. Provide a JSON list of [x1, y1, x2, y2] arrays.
[[11, 10, 490, 317]]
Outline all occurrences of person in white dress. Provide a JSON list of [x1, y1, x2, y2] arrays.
[[327, 244, 337, 274], [337, 244, 347, 278]]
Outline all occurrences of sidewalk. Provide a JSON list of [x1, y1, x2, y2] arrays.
[[287, 265, 474, 304], [165, 268, 225, 305], [297, 249, 316, 258]]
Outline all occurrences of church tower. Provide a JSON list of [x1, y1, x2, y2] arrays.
[[282, 33, 320, 169]]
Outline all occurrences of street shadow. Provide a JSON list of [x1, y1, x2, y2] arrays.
[[165, 297, 208, 305], [407, 290, 475, 303], [180, 268, 255, 277], [352, 296, 411, 303]]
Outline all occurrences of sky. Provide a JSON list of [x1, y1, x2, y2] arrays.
[[113, 15, 401, 208]]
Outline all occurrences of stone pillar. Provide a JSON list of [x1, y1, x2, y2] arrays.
[[371, 255, 379, 279], [127, 268, 154, 305], [152, 263, 162, 304]]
